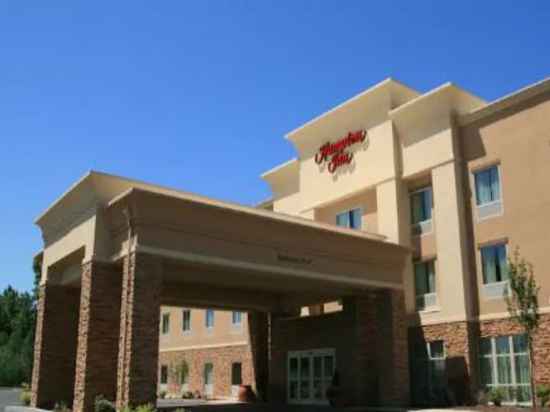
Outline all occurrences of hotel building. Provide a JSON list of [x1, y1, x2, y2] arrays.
[[31, 76, 550, 412], [156, 77, 550, 406]]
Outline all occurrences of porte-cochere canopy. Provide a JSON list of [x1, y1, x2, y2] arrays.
[[31, 171, 411, 412]]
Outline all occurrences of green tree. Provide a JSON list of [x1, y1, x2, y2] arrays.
[[0, 255, 41, 386], [506, 248, 540, 407]]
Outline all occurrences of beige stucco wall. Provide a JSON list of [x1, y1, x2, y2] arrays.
[[461, 90, 550, 317], [159, 307, 249, 351], [315, 189, 378, 233]]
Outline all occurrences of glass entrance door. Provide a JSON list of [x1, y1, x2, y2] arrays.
[[288, 349, 335, 404]]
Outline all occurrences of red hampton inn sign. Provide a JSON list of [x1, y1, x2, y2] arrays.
[[314, 129, 367, 173]]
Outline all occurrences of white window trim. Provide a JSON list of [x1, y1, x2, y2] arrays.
[[480, 242, 511, 301], [480, 335, 532, 405], [472, 164, 504, 222], [410, 187, 434, 237], [335, 207, 363, 230]]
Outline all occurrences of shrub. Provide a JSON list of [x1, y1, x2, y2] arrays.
[[94, 395, 115, 412], [537, 385, 550, 407], [134, 403, 156, 412], [53, 401, 71, 412], [19, 390, 31, 406], [181, 391, 193, 399], [488, 387, 506, 406], [158, 390, 167, 399]]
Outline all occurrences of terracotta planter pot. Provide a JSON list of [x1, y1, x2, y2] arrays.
[[237, 385, 256, 402]]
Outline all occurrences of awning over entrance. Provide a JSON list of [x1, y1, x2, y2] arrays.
[[36, 171, 409, 312]]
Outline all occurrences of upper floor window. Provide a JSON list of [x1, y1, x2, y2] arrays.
[[474, 165, 502, 220], [410, 187, 433, 236], [336, 208, 362, 230], [414, 260, 437, 311], [481, 243, 509, 299], [232, 311, 242, 326], [182, 309, 191, 332], [205, 309, 215, 329], [481, 243, 508, 284], [161, 313, 170, 334]]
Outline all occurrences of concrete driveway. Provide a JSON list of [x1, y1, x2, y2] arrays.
[[0, 388, 21, 412]]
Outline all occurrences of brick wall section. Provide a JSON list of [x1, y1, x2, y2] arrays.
[[269, 294, 407, 407], [409, 314, 550, 404], [117, 252, 163, 410], [31, 283, 80, 409], [73, 261, 123, 412], [158, 344, 254, 398], [409, 320, 475, 404], [248, 311, 269, 400]]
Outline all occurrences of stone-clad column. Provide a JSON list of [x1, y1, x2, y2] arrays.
[[116, 253, 163, 410], [73, 261, 123, 412], [352, 293, 380, 405], [248, 312, 269, 400], [31, 283, 80, 409], [380, 289, 410, 406]]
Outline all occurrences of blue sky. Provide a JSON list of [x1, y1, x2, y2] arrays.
[[1, 1, 549, 292]]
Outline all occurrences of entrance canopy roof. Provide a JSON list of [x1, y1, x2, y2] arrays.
[[36, 171, 409, 311]]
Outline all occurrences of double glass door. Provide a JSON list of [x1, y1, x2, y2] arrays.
[[288, 349, 335, 404]]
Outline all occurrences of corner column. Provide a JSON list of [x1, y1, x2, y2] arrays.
[[248, 311, 269, 400], [31, 283, 80, 409], [116, 253, 163, 410], [378, 289, 410, 406], [73, 261, 123, 412]]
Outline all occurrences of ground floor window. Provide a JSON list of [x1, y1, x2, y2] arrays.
[[179, 361, 190, 392], [231, 362, 242, 397], [411, 340, 447, 405], [288, 348, 335, 404], [204, 363, 214, 397], [160, 365, 168, 385], [479, 334, 532, 404]]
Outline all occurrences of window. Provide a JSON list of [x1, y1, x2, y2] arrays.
[[232, 311, 242, 326], [162, 313, 170, 334], [474, 165, 502, 219], [204, 363, 214, 397], [179, 361, 189, 390], [410, 187, 433, 236], [479, 335, 532, 404], [205, 309, 215, 328], [410, 187, 433, 224], [160, 365, 168, 385], [481, 244, 508, 284], [336, 208, 362, 230], [231, 362, 242, 386], [414, 260, 437, 310], [231, 311, 243, 327], [412, 341, 447, 405], [481, 243, 509, 299], [182, 310, 191, 332], [287, 349, 335, 404]]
